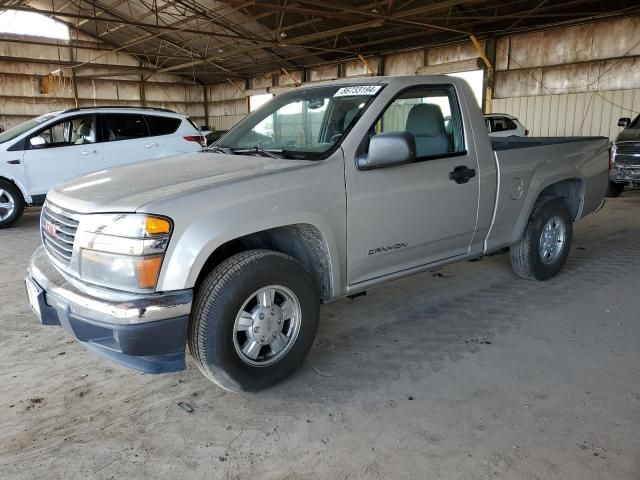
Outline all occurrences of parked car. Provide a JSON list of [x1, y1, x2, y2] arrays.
[[485, 113, 529, 137], [26, 76, 608, 392], [607, 115, 640, 197], [0, 107, 204, 227]]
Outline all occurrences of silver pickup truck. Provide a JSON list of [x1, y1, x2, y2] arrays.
[[26, 76, 608, 392]]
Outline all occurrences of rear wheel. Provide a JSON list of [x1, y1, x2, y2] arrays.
[[188, 249, 320, 392], [510, 197, 573, 281], [606, 181, 625, 198], [0, 180, 25, 229]]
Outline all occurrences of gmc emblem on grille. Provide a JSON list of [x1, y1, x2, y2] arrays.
[[43, 220, 57, 237]]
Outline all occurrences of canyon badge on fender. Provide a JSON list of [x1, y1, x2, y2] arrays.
[[368, 242, 408, 256]]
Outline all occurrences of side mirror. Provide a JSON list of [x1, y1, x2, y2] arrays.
[[618, 117, 631, 128], [29, 136, 46, 148], [358, 132, 416, 170]]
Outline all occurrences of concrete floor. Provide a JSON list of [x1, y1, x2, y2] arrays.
[[1, 193, 639, 480]]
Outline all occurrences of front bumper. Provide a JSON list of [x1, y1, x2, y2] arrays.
[[610, 164, 640, 183], [26, 246, 193, 373]]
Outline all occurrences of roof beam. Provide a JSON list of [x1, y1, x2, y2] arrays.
[[6, 5, 273, 43]]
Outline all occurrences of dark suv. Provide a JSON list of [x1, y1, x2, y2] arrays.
[[609, 115, 640, 197]]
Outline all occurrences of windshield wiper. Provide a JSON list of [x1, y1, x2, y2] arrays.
[[229, 146, 284, 159], [205, 144, 230, 153]]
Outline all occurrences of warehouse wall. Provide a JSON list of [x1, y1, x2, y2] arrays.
[[492, 16, 640, 139], [0, 29, 205, 130], [205, 43, 482, 129], [205, 15, 640, 141]]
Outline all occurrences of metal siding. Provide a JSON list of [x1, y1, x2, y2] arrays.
[[0, 39, 205, 129], [633, 89, 640, 115], [548, 95, 559, 136], [590, 93, 602, 137], [210, 114, 246, 130], [492, 88, 640, 140], [565, 93, 577, 136], [601, 91, 614, 139]]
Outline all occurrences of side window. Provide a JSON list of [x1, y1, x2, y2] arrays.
[[504, 118, 518, 130], [32, 115, 96, 148], [146, 116, 181, 136], [102, 114, 149, 141], [491, 117, 511, 132], [375, 85, 465, 159]]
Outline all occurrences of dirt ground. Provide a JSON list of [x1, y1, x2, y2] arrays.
[[1, 192, 639, 480]]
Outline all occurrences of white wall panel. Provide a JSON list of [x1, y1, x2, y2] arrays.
[[492, 88, 640, 140]]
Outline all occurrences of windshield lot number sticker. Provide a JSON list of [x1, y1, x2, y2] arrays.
[[334, 86, 381, 97]]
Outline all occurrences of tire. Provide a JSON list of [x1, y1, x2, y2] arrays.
[[0, 179, 25, 229], [606, 181, 625, 198], [188, 249, 320, 392], [510, 197, 573, 281]]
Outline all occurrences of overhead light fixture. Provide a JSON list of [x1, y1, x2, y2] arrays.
[[279, 31, 287, 39], [371, 8, 379, 13]]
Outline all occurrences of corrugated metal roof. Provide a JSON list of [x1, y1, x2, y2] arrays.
[[5, 0, 640, 83]]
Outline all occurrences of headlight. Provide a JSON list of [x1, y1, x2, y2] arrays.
[[75, 214, 172, 291]]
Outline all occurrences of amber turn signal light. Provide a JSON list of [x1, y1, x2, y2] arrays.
[[144, 216, 171, 236], [136, 256, 164, 289]]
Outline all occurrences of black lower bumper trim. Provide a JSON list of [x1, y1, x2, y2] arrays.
[[27, 277, 189, 374]]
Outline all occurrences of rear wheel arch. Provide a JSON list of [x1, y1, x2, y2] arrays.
[[512, 178, 583, 244], [535, 178, 584, 220], [193, 224, 334, 302]]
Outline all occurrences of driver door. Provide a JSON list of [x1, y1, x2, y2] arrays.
[[22, 114, 104, 196], [346, 84, 480, 285]]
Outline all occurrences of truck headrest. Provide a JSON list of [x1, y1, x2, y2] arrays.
[[406, 104, 446, 137]]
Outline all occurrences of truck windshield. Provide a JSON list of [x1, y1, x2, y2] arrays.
[[629, 114, 640, 128], [216, 85, 384, 160], [0, 112, 61, 145]]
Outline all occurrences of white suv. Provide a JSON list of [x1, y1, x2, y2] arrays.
[[0, 107, 204, 227], [484, 113, 529, 137]]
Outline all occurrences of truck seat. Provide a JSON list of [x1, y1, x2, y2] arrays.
[[405, 104, 449, 157]]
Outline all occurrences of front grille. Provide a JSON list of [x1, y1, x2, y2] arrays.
[[614, 143, 640, 165], [41, 203, 79, 265]]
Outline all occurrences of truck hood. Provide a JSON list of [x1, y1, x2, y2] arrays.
[[47, 152, 313, 213], [615, 128, 640, 142]]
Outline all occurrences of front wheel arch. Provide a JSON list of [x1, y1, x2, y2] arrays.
[[192, 224, 334, 302], [0, 176, 27, 204]]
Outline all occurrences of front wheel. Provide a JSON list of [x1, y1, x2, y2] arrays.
[[0, 180, 25, 229], [510, 197, 573, 281], [188, 250, 320, 392]]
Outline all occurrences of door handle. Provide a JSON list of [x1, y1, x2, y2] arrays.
[[449, 165, 476, 184], [145, 142, 159, 148], [6, 159, 21, 165], [81, 149, 97, 155]]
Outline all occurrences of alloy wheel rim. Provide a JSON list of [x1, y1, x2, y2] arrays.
[[0, 189, 15, 221], [232, 285, 302, 367], [539, 216, 566, 264]]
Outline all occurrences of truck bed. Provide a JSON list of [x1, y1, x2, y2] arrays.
[[484, 136, 610, 253]]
